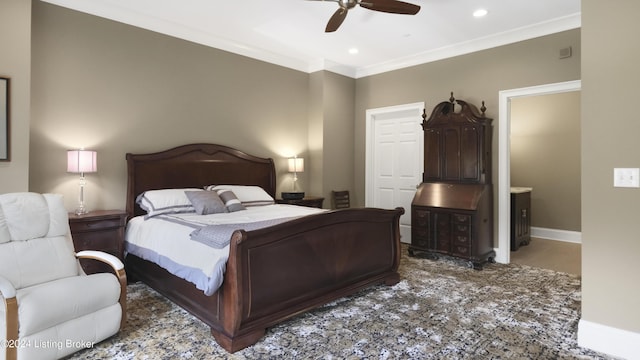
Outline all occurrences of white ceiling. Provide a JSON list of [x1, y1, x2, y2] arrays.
[[41, 0, 581, 78]]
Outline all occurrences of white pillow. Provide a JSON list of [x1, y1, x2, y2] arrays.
[[204, 185, 274, 207], [136, 188, 202, 218]]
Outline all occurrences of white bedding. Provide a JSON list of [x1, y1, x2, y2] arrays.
[[125, 204, 325, 296]]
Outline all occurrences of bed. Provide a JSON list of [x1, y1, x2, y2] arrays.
[[123, 143, 404, 353]]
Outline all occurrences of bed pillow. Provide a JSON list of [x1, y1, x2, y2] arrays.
[[215, 189, 246, 212], [204, 185, 274, 207], [136, 188, 202, 218], [185, 190, 228, 215]]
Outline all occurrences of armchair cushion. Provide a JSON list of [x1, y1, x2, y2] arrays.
[[16, 273, 121, 337], [0, 193, 78, 289], [19, 305, 121, 359], [0, 192, 68, 241], [0, 236, 78, 290]]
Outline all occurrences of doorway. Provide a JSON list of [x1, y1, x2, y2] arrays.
[[497, 80, 582, 263], [365, 102, 424, 243]]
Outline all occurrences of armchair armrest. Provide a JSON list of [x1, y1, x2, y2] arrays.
[[76, 250, 127, 329], [0, 274, 16, 299], [76, 250, 124, 271], [0, 274, 18, 360]]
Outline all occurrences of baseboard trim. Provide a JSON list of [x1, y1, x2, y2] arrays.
[[578, 319, 640, 360], [530, 227, 581, 243]]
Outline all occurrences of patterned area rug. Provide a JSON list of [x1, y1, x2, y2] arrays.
[[68, 246, 616, 359]]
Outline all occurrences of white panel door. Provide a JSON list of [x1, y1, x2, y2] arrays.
[[366, 103, 423, 243]]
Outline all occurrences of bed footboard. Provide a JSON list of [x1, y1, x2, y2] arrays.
[[213, 207, 404, 352]]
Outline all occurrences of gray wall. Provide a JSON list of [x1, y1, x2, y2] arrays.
[[320, 71, 356, 205], [307, 70, 356, 205], [581, 0, 640, 335], [511, 92, 581, 231], [0, 0, 31, 193]]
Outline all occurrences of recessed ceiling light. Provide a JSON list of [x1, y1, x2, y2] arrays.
[[348, 48, 359, 55], [473, 9, 488, 17]]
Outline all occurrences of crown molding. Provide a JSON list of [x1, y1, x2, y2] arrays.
[[41, 1, 580, 79]]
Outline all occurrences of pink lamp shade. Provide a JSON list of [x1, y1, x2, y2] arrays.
[[67, 150, 97, 173]]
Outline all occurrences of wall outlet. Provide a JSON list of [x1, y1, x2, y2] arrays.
[[613, 168, 640, 188]]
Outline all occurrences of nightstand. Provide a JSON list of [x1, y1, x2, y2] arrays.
[[69, 210, 128, 274], [276, 196, 324, 208]]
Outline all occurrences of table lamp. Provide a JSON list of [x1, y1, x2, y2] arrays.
[[67, 149, 97, 215], [281, 156, 304, 200]]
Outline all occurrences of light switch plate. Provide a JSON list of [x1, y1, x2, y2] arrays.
[[613, 168, 640, 188]]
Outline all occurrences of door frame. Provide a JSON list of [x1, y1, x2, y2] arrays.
[[365, 102, 424, 241], [496, 80, 581, 263]]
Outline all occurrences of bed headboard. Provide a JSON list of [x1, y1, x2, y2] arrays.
[[126, 143, 276, 218]]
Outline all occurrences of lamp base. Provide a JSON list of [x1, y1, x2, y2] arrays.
[[74, 205, 88, 215], [281, 192, 305, 200]]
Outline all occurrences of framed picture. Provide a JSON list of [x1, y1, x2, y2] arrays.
[[0, 77, 8, 161]]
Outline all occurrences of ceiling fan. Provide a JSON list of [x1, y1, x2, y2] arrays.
[[308, 0, 421, 32]]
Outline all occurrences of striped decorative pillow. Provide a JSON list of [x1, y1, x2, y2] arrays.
[[215, 189, 246, 212]]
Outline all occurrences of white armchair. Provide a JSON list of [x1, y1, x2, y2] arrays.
[[0, 193, 126, 360]]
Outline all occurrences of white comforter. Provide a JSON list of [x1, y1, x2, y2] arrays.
[[125, 204, 325, 295]]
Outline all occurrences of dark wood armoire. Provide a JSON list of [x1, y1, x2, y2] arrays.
[[409, 93, 495, 269]]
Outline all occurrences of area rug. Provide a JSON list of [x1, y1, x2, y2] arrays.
[[68, 247, 615, 359]]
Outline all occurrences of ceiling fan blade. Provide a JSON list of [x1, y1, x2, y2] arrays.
[[326, 8, 348, 32], [359, 0, 420, 15]]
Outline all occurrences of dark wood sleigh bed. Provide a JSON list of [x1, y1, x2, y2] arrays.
[[124, 143, 404, 353]]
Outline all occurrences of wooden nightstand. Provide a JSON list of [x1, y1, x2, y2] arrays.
[[276, 196, 324, 208], [69, 210, 127, 274]]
